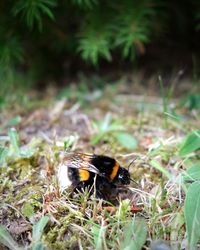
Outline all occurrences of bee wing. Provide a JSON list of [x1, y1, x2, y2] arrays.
[[62, 159, 100, 175], [60, 151, 103, 175]]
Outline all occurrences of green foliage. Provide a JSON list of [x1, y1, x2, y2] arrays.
[[112, 0, 153, 59], [181, 94, 200, 110], [179, 130, 200, 156], [0, 216, 49, 250], [0, 128, 20, 164], [184, 181, 200, 249], [0, 35, 24, 68], [185, 162, 200, 181], [170, 211, 185, 249], [6, 116, 22, 127], [119, 219, 147, 250], [115, 132, 138, 150], [8, 127, 20, 156], [0, 0, 162, 79], [91, 113, 138, 150], [78, 19, 112, 65], [91, 113, 123, 144], [33, 216, 49, 242], [194, 1, 200, 30], [88, 200, 147, 249], [78, 0, 154, 64], [150, 159, 172, 179], [12, 0, 57, 31], [0, 128, 37, 165], [181, 129, 200, 248], [0, 225, 22, 250], [0, 147, 8, 165], [22, 202, 35, 219], [0, 0, 199, 78], [72, 0, 98, 9], [91, 223, 106, 250]]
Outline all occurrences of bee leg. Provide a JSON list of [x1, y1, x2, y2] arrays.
[[95, 177, 118, 200]]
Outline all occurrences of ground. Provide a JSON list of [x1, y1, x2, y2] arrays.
[[0, 73, 200, 249]]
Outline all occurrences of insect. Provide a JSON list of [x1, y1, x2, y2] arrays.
[[57, 152, 132, 200]]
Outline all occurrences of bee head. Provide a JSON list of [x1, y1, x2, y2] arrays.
[[115, 167, 130, 185]]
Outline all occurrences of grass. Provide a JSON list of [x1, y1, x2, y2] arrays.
[[0, 76, 200, 249]]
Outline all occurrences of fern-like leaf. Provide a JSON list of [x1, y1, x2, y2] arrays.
[[13, 0, 57, 31], [112, 0, 155, 59], [78, 10, 112, 65]]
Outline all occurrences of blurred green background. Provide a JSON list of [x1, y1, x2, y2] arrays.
[[0, 0, 200, 88]]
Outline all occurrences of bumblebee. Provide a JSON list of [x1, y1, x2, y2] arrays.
[[57, 152, 131, 200]]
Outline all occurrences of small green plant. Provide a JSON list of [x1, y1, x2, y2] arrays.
[[119, 219, 147, 250], [177, 130, 200, 249], [91, 223, 106, 250], [87, 200, 147, 249], [181, 94, 200, 111], [78, 10, 112, 65], [179, 130, 200, 186], [183, 162, 200, 182], [179, 130, 200, 157], [0, 216, 49, 250], [91, 113, 137, 150], [184, 182, 200, 249], [0, 225, 22, 250], [78, 0, 155, 64], [0, 128, 37, 165], [12, 0, 57, 31], [150, 159, 172, 179], [31, 216, 49, 250]]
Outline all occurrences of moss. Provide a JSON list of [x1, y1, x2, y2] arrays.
[[0, 176, 14, 194], [45, 215, 82, 249]]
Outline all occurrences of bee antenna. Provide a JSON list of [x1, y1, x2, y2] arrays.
[[130, 178, 139, 186], [127, 157, 137, 171]]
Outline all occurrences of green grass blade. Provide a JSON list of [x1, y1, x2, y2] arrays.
[[184, 181, 200, 249], [32, 216, 49, 242], [32, 241, 46, 250], [150, 159, 172, 179], [91, 224, 105, 250], [0, 224, 22, 250], [0, 147, 8, 164], [8, 128, 20, 155], [99, 113, 112, 132], [91, 132, 104, 145]]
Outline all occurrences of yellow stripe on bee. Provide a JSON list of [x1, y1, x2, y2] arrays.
[[110, 161, 120, 181], [79, 169, 90, 181]]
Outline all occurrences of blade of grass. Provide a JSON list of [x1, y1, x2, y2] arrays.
[[91, 223, 106, 250], [32, 216, 49, 242], [184, 181, 200, 249], [8, 128, 20, 156], [150, 159, 172, 179], [0, 225, 22, 250]]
